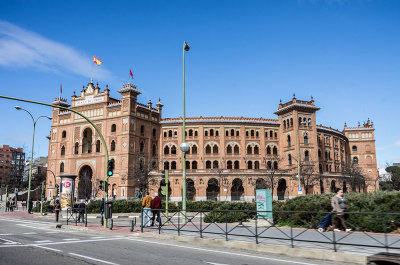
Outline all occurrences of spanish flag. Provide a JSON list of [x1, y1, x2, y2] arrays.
[[93, 55, 103, 66]]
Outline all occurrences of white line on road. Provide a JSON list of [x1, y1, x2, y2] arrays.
[[0, 234, 13, 236], [68, 252, 120, 265], [126, 238, 320, 265], [45, 231, 59, 234], [34, 240, 52, 243], [23, 232, 38, 235], [63, 238, 81, 241], [205, 262, 229, 265], [91, 236, 105, 239], [0, 237, 19, 244], [35, 245, 62, 252]]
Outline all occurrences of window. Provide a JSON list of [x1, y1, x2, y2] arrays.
[[60, 162, 64, 173], [213, 145, 218, 154], [236, 131, 239, 137], [266, 146, 271, 155], [195, 130, 198, 137], [216, 130, 219, 137], [206, 161, 211, 169], [171, 145, 177, 155], [288, 154, 292, 166], [247, 146, 252, 155], [189, 129, 193, 136], [254, 146, 259, 155], [352, 145, 357, 152], [283, 120, 286, 129], [251, 130, 254, 137], [61, 146, 65, 156], [192, 161, 198, 169], [353, 157, 358, 165], [305, 150, 309, 161], [164, 161, 169, 170], [140, 125, 144, 136], [226, 130, 229, 137], [74, 142, 79, 154], [274, 132, 277, 138], [255, 161, 260, 169], [318, 149, 321, 158], [205, 130, 208, 137], [287, 135, 291, 147], [231, 129, 235, 136], [174, 131, 177, 137], [227, 145, 232, 154], [152, 144, 156, 156], [164, 131, 167, 138], [227, 161, 232, 169], [205, 145, 211, 154], [62, 131, 66, 138], [140, 142, 144, 153], [273, 161, 278, 170], [234, 160, 239, 169], [210, 129, 214, 137], [96, 140, 100, 152], [256, 131, 259, 137], [168, 130, 172, 137], [246, 131, 249, 137], [192, 145, 197, 154], [273, 146, 278, 156], [304, 133, 308, 144], [111, 140, 116, 151], [213, 160, 219, 169], [164, 146, 170, 155], [153, 128, 156, 137], [267, 161, 272, 169], [234, 145, 239, 154], [171, 161, 176, 170], [270, 131, 273, 138], [186, 161, 190, 169], [111, 124, 116, 132]]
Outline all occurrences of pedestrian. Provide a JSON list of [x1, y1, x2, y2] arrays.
[[141, 192, 152, 227], [28, 198, 33, 214], [151, 192, 161, 226], [78, 200, 86, 223], [54, 199, 61, 222], [100, 198, 105, 225], [49, 198, 55, 213], [5, 199, 9, 212], [331, 188, 351, 232]]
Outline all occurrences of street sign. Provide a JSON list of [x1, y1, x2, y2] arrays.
[[298, 187, 303, 195]]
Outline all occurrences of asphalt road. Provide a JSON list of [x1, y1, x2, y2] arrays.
[[0, 215, 346, 265]]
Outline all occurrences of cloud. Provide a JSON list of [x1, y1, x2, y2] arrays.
[[0, 20, 114, 81]]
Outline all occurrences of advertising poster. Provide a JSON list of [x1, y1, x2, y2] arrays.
[[256, 189, 273, 219], [60, 178, 73, 210]]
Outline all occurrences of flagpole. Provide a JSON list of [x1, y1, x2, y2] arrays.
[[91, 62, 94, 83]]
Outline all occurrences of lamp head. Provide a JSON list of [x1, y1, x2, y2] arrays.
[[15, 106, 22, 110], [180, 142, 190, 153], [47, 116, 52, 120], [184, 41, 190, 52]]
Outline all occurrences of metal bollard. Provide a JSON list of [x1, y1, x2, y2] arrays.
[[109, 218, 113, 230], [130, 217, 136, 232]]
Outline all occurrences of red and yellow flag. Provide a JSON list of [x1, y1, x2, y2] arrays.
[[93, 55, 103, 66]]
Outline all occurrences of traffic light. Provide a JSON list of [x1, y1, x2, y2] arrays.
[[107, 160, 114, 177], [41, 189, 45, 198], [99, 181, 104, 191], [161, 170, 165, 179]]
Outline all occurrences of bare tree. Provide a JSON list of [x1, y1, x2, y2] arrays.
[[263, 156, 289, 198], [217, 168, 231, 201], [130, 154, 158, 195], [342, 162, 366, 192]]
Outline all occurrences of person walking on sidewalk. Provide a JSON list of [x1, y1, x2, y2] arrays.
[[141, 192, 152, 227], [54, 199, 61, 222], [331, 188, 351, 232], [78, 200, 86, 223], [151, 192, 161, 226], [100, 198, 105, 225]]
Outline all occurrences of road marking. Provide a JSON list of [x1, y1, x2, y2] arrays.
[[35, 245, 62, 252], [0, 233, 13, 236], [91, 236, 105, 239], [23, 232, 37, 235], [0, 237, 19, 244], [34, 240, 52, 243], [46, 231, 59, 234], [126, 238, 320, 265], [63, 238, 80, 241], [205, 262, 229, 265], [68, 252, 120, 265]]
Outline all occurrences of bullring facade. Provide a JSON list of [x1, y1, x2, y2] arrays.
[[46, 82, 378, 201]]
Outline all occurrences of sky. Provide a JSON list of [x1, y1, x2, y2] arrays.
[[0, 0, 399, 168]]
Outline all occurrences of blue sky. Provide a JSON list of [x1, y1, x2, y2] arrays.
[[0, 0, 399, 168]]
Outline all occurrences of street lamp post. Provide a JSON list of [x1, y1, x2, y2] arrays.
[[296, 120, 307, 195], [15, 106, 51, 213], [181, 41, 190, 222]]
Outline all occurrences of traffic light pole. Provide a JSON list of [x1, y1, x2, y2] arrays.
[[0, 95, 109, 227], [165, 170, 169, 223], [40, 181, 44, 216]]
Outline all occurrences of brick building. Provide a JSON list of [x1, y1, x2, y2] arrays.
[[0, 145, 25, 188], [46, 83, 378, 201]]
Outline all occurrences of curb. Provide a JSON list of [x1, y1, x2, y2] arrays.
[[60, 224, 366, 264]]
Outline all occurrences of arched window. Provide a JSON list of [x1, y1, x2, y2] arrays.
[[210, 129, 214, 137], [274, 132, 277, 138], [152, 144, 157, 156], [305, 150, 309, 161], [111, 140, 116, 151], [171, 145, 177, 155], [192, 161, 198, 169], [227, 160, 233, 169], [62, 131, 66, 138], [61, 146, 65, 156], [111, 124, 116, 132], [139, 159, 144, 170], [168, 130, 172, 137], [213, 145, 218, 154], [266, 146, 271, 155], [234, 160, 240, 169], [189, 129, 193, 136], [153, 128, 156, 137], [226, 130, 229, 137], [236, 130, 239, 137], [254, 145, 259, 155], [353, 157, 359, 165], [299, 117, 302, 125], [140, 142, 145, 153], [96, 140, 100, 152], [319, 163, 323, 173], [195, 131, 198, 137], [308, 118, 311, 125], [254, 161, 260, 169], [213, 160, 219, 169], [283, 120, 286, 129], [171, 161, 176, 170], [164, 161, 169, 170], [287, 135, 291, 147], [164, 131, 167, 137], [304, 133, 308, 144], [231, 129, 235, 136], [267, 161, 272, 169], [192, 145, 197, 154], [256, 131, 259, 137], [140, 125, 144, 136], [273, 161, 278, 170], [186, 161, 190, 169], [164, 146, 170, 155], [82, 128, 92, 153], [205, 130, 208, 137], [234, 145, 239, 154], [251, 130, 254, 137], [352, 145, 357, 152], [247, 161, 253, 169], [270, 131, 273, 138], [74, 142, 79, 154], [216, 130, 219, 137], [273, 146, 278, 156], [288, 154, 292, 166], [290, 118, 293, 127], [60, 162, 64, 173], [174, 131, 177, 137], [205, 145, 211, 154], [318, 149, 321, 158], [246, 131, 249, 137], [227, 145, 232, 154], [206, 161, 211, 169], [247, 145, 252, 155]]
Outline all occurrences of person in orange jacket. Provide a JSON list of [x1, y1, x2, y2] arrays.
[[141, 192, 152, 227]]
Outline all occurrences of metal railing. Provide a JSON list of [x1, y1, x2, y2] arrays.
[[140, 208, 400, 253], [66, 207, 87, 227]]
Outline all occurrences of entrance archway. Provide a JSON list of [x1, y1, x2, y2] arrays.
[[78, 165, 93, 200], [277, 178, 286, 200], [206, 178, 219, 201], [186, 179, 196, 201], [231, 178, 244, 201], [330, 180, 336, 193]]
